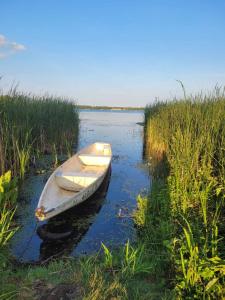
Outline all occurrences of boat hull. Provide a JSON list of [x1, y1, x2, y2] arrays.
[[35, 142, 112, 221], [43, 170, 107, 220]]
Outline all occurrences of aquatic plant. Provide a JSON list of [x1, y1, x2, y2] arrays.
[[101, 242, 113, 269], [133, 194, 148, 227], [0, 90, 79, 178], [143, 87, 225, 298], [121, 240, 152, 278], [15, 132, 33, 180]]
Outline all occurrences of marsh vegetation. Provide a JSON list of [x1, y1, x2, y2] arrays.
[[0, 91, 79, 178], [142, 88, 225, 298], [0, 87, 225, 299], [0, 90, 79, 299]]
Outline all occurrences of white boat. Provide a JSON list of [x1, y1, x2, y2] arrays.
[[35, 142, 112, 221]]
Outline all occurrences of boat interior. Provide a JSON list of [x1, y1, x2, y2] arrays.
[[55, 143, 112, 191]]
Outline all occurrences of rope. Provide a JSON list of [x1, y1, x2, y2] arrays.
[[17, 221, 39, 262]]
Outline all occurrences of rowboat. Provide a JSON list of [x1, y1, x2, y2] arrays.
[[35, 142, 112, 221], [37, 167, 111, 246]]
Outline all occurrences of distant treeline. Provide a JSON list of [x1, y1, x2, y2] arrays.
[[78, 105, 144, 110]]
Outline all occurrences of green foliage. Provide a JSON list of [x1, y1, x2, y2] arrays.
[[101, 242, 113, 269], [16, 131, 33, 179], [0, 290, 18, 300], [133, 184, 173, 289], [0, 171, 18, 270], [101, 240, 152, 278], [121, 240, 152, 278], [0, 205, 17, 248], [144, 88, 225, 298], [0, 90, 79, 177], [0, 171, 18, 210], [176, 217, 225, 299], [133, 194, 148, 228]]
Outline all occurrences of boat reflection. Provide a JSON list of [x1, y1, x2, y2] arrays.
[[37, 167, 111, 261]]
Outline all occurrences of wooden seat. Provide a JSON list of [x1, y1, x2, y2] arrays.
[[55, 171, 99, 191], [78, 154, 111, 166]]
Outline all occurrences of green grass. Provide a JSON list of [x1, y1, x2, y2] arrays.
[[0, 90, 79, 178], [0, 171, 18, 273], [0, 89, 80, 298], [0, 242, 167, 300], [1, 87, 225, 299], [143, 88, 225, 298]]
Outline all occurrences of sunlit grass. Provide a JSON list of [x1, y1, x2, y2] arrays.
[[0, 89, 80, 298], [143, 87, 225, 298], [1, 86, 225, 299], [0, 171, 18, 272], [0, 90, 79, 178]]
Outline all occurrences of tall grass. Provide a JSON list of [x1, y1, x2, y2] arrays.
[[0, 90, 79, 177], [143, 88, 225, 298], [0, 171, 18, 270], [0, 89, 79, 293]]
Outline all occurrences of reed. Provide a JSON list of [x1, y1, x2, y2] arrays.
[[0, 90, 79, 178], [144, 88, 225, 298]]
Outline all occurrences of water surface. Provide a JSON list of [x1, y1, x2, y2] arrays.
[[10, 110, 150, 262]]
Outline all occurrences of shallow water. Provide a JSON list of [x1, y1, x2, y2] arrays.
[[10, 110, 150, 262]]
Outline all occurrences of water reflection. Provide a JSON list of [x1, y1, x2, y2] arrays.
[[10, 110, 150, 262]]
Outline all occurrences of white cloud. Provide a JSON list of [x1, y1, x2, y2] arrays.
[[0, 34, 26, 59], [11, 42, 26, 51], [0, 34, 7, 46]]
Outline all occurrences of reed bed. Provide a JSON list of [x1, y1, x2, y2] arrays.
[[0, 91, 79, 297], [0, 91, 79, 178], [142, 88, 225, 298]]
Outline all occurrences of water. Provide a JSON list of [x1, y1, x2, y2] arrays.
[[10, 110, 150, 262]]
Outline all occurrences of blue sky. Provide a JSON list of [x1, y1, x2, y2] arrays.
[[1, 0, 225, 106]]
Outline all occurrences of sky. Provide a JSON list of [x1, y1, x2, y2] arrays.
[[0, 0, 225, 106]]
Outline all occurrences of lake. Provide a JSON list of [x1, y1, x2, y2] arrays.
[[10, 110, 150, 262]]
